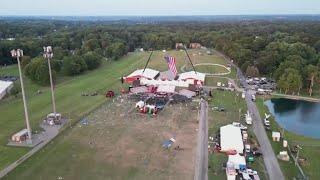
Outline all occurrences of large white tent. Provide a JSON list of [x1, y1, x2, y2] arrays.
[[0, 80, 13, 100], [220, 124, 244, 153], [178, 71, 206, 83]]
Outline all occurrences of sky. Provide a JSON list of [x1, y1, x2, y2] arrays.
[[0, 0, 319, 16]]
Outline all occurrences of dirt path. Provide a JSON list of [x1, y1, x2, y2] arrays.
[[271, 93, 320, 102], [194, 99, 208, 180]]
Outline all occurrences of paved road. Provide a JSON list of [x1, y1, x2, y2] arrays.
[[245, 90, 285, 180], [194, 99, 208, 180], [214, 49, 284, 180]]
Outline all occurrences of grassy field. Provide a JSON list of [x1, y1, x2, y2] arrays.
[[0, 52, 150, 170], [193, 64, 229, 75], [0, 49, 238, 178], [205, 76, 229, 87], [256, 98, 320, 180], [4, 96, 199, 180], [207, 91, 267, 180]]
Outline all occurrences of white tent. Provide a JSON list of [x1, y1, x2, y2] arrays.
[[0, 80, 13, 100], [156, 85, 176, 93], [178, 71, 206, 82], [126, 68, 159, 79], [220, 124, 244, 153], [140, 78, 190, 87], [228, 154, 246, 170]]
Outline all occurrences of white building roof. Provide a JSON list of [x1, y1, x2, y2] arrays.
[[228, 154, 246, 169], [0, 80, 13, 94], [156, 85, 176, 93], [178, 71, 206, 82], [220, 124, 244, 153], [12, 129, 28, 137], [140, 78, 190, 87], [126, 68, 159, 79], [272, 131, 281, 138]]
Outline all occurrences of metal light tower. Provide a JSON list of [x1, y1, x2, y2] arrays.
[[43, 46, 56, 117], [11, 49, 32, 144]]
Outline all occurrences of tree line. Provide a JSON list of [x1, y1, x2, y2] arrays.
[[0, 20, 319, 95]]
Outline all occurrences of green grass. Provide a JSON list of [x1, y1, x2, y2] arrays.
[[205, 77, 228, 87], [194, 64, 229, 75], [0, 49, 241, 178], [0, 52, 147, 170], [207, 91, 267, 180], [256, 98, 320, 180]]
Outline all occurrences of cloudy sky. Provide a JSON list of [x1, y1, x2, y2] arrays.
[[0, 0, 319, 16]]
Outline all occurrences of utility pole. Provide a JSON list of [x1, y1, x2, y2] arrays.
[[295, 145, 302, 166], [43, 46, 56, 116], [11, 49, 32, 144]]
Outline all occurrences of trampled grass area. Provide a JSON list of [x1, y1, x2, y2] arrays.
[[4, 96, 199, 180], [256, 98, 320, 180], [0, 49, 237, 177], [207, 91, 267, 180]]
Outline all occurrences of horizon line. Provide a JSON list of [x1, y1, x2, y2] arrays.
[[1, 14, 320, 17]]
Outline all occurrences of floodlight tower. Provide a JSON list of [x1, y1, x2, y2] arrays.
[[11, 49, 32, 144], [43, 46, 57, 117]]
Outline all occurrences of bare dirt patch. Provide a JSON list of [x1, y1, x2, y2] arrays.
[[74, 95, 199, 179]]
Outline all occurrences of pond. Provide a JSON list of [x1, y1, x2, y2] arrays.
[[265, 98, 320, 139]]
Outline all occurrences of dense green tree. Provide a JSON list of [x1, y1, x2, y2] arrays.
[[277, 68, 302, 94], [245, 66, 260, 77], [24, 57, 55, 85], [83, 51, 102, 70], [63, 56, 87, 75], [304, 65, 319, 96], [106, 42, 127, 60], [20, 56, 31, 69]]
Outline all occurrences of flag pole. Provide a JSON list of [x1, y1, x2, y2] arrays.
[[183, 47, 197, 74], [143, 50, 153, 73]]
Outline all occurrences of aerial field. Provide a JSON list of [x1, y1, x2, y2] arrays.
[[4, 96, 199, 180], [0, 49, 233, 177]]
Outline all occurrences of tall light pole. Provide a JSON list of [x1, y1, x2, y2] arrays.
[[43, 46, 56, 117], [295, 145, 302, 166], [11, 49, 32, 144]]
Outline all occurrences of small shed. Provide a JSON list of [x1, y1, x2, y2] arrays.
[[272, 132, 281, 142], [189, 43, 202, 49], [0, 80, 13, 100], [11, 129, 29, 142]]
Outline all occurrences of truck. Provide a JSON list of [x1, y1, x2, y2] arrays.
[[251, 94, 256, 101], [245, 111, 252, 125]]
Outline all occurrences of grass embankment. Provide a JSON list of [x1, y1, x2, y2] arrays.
[[256, 98, 320, 179], [208, 91, 267, 180], [0, 52, 147, 170]]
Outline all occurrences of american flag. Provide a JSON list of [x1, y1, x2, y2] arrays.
[[164, 55, 177, 77]]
